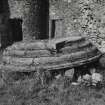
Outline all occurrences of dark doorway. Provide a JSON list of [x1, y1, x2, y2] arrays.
[[9, 18, 23, 43], [0, 1, 4, 13], [37, 0, 49, 39], [0, 0, 10, 49], [49, 19, 64, 39], [51, 20, 56, 38], [0, 0, 10, 13]]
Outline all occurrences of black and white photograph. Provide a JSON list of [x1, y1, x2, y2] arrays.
[[0, 0, 105, 105]]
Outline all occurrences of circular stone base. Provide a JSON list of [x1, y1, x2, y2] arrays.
[[1, 37, 102, 83]]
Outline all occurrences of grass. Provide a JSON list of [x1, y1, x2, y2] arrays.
[[0, 68, 105, 105]]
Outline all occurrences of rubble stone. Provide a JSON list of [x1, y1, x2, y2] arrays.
[[55, 74, 62, 79], [65, 68, 74, 78], [92, 73, 103, 84], [83, 74, 91, 81]]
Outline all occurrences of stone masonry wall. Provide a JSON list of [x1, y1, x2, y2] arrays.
[[8, 0, 49, 40], [49, 0, 105, 45], [8, 0, 105, 45]]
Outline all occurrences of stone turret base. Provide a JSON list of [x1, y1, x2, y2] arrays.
[[0, 36, 101, 84]]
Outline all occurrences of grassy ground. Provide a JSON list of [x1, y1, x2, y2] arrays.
[[0, 68, 105, 105], [0, 49, 105, 105]]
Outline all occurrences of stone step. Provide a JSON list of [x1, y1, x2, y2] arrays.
[[5, 36, 85, 51], [1, 36, 102, 83], [2, 46, 99, 66], [47, 36, 85, 50], [1, 54, 101, 72], [48, 36, 85, 46], [0, 64, 36, 72], [3, 40, 90, 57], [6, 36, 85, 51], [33, 46, 99, 66], [36, 54, 101, 71], [6, 41, 48, 50], [58, 41, 92, 54], [3, 49, 52, 57]]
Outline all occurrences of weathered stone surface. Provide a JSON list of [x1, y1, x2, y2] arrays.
[[8, 0, 49, 40], [0, 0, 105, 46], [0, 36, 101, 84], [1, 54, 100, 74], [0, 64, 36, 72], [49, 0, 105, 46], [3, 49, 51, 57], [99, 54, 105, 68], [33, 47, 97, 66], [92, 73, 103, 82], [6, 41, 48, 50], [65, 68, 74, 78], [47, 36, 85, 50], [2, 36, 101, 69], [3, 56, 34, 66], [55, 74, 61, 79], [3, 50, 25, 57], [59, 41, 92, 54], [25, 50, 51, 57], [47, 36, 85, 48]]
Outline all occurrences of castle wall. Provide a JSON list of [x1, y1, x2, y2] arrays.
[[8, 0, 81, 40], [49, 0, 82, 38], [49, 0, 105, 45], [8, 0, 49, 40], [0, 0, 105, 45]]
